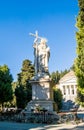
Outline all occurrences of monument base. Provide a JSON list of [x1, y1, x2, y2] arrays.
[[20, 100, 58, 124], [25, 99, 54, 112]]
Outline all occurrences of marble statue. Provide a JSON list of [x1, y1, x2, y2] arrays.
[[29, 31, 50, 74], [24, 31, 53, 112]]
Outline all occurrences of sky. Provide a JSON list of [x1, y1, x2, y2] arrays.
[[0, 0, 79, 81]]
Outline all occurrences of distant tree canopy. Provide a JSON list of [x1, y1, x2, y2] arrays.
[[74, 0, 84, 106], [15, 59, 35, 109], [0, 65, 13, 109], [51, 69, 69, 84], [51, 71, 60, 84]]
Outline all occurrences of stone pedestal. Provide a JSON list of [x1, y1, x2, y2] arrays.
[[26, 73, 54, 112], [26, 100, 53, 112]]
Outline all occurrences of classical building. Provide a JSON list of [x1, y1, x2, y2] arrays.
[[58, 70, 77, 102]]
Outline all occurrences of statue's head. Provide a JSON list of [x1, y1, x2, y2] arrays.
[[40, 38, 47, 45]]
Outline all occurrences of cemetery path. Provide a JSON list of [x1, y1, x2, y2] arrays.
[[0, 121, 84, 130]]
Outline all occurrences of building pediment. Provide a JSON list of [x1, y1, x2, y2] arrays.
[[59, 77, 77, 84], [59, 70, 77, 84]]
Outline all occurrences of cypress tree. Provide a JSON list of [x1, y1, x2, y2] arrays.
[[74, 0, 84, 106]]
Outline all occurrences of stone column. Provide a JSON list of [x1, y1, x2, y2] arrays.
[[74, 85, 76, 95], [70, 85, 72, 96], [62, 85, 64, 95], [66, 85, 68, 96]]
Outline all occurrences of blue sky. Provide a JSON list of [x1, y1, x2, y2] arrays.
[[0, 0, 79, 81]]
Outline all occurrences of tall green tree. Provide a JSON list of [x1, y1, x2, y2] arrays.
[[53, 88, 63, 111], [74, 0, 84, 106], [10, 82, 17, 107], [0, 65, 13, 109], [18, 59, 34, 86], [15, 59, 35, 109], [15, 86, 27, 109]]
